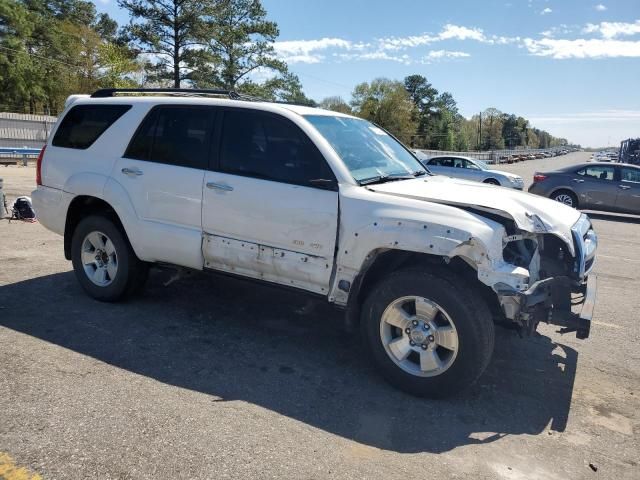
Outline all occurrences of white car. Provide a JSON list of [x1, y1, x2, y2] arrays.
[[415, 153, 524, 189], [32, 88, 597, 397]]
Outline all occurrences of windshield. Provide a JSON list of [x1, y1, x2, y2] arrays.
[[304, 115, 427, 183]]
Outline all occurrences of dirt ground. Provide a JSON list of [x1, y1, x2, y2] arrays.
[[0, 154, 638, 479]]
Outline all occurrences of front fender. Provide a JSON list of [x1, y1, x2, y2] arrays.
[[328, 207, 523, 305]]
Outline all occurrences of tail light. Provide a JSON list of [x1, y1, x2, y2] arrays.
[[36, 145, 46, 186], [533, 173, 547, 183]]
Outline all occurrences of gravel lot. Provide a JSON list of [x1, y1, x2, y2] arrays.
[[1, 152, 638, 480]]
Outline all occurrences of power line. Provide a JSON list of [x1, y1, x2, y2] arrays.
[[0, 45, 83, 71]]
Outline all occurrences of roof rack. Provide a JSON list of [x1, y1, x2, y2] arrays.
[[91, 88, 241, 99], [90, 88, 316, 108]]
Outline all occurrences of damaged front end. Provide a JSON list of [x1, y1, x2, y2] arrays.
[[496, 214, 598, 339]]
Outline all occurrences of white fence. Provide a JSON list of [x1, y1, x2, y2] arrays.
[[0, 112, 57, 149]]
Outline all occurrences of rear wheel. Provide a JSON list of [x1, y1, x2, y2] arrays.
[[551, 189, 578, 208], [71, 215, 148, 301], [360, 268, 494, 398]]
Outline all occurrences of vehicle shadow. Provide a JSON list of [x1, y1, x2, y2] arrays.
[[0, 269, 578, 453], [584, 211, 640, 225]]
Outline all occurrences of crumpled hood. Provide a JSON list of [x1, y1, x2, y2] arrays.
[[367, 175, 581, 249]]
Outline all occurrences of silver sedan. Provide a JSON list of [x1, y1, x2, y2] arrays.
[[415, 153, 525, 190]]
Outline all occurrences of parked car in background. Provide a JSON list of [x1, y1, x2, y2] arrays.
[[415, 153, 524, 189], [528, 162, 640, 214]]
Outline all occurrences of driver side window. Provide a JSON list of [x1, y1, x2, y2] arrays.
[[218, 109, 335, 188], [462, 159, 479, 170]]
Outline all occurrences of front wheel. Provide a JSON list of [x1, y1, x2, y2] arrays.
[[483, 178, 500, 186], [71, 215, 148, 302], [361, 268, 495, 398]]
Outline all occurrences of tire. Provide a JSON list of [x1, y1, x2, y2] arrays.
[[483, 178, 500, 186], [551, 189, 578, 209], [71, 215, 148, 302], [360, 268, 495, 398]]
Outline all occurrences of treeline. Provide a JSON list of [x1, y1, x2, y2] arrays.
[[0, 0, 567, 149], [319, 76, 569, 151], [0, 0, 311, 114]]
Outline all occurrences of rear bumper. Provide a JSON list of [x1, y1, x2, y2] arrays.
[[519, 275, 597, 339], [31, 186, 69, 236]]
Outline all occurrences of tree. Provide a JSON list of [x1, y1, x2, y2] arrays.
[[480, 107, 504, 150], [1, 0, 138, 113], [195, 0, 286, 89], [118, 0, 208, 87], [319, 96, 352, 114], [351, 78, 417, 144], [404, 74, 438, 147], [238, 72, 314, 104]]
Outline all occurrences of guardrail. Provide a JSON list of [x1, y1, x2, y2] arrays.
[[0, 147, 43, 165]]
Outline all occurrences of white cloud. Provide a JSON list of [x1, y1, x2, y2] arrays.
[[541, 7, 553, 15], [274, 19, 640, 66], [539, 24, 573, 38], [273, 23, 490, 65], [583, 20, 640, 39], [334, 52, 412, 64], [523, 37, 640, 58], [377, 24, 488, 51], [273, 38, 368, 63], [438, 24, 486, 42], [595, 4, 607, 11], [424, 50, 471, 60]]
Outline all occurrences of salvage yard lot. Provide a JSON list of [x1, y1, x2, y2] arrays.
[[1, 152, 639, 479]]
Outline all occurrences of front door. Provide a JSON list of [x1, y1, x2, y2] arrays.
[[202, 108, 339, 295], [572, 165, 617, 209], [112, 105, 215, 269], [616, 166, 640, 214]]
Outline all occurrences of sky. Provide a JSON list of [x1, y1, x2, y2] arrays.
[[91, 0, 640, 148]]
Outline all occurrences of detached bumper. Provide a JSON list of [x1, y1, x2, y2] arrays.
[[518, 274, 597, 339]]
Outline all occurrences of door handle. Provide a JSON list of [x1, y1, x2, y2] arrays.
[[572, 179, 584, 183], [618, 185, 631, 190], [121, 167, 143, 176], [206, 181, 233, 192]]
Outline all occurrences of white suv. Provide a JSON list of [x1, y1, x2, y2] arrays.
[[33, 88, 597, 397]]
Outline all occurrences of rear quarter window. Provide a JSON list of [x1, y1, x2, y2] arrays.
[[52, 104, 131, 149]]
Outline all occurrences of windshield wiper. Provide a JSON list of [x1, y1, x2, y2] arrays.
[[359, 172, 416, 185], [412, 170, 428, 177]]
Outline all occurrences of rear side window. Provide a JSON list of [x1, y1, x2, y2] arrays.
[[218, 109, 333, 187], [52, 105, 131, 149], [431, 157, 453, 167], [576, 166, 615, 180], [125, 106, 214, 169]]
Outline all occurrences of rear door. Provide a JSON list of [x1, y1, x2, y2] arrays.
[[427, 157, 455, 176], [616, 166, 640, 214], [201, 108, 338, 294], [572, 165, 617, 209], [112, 105, 215, 269]]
